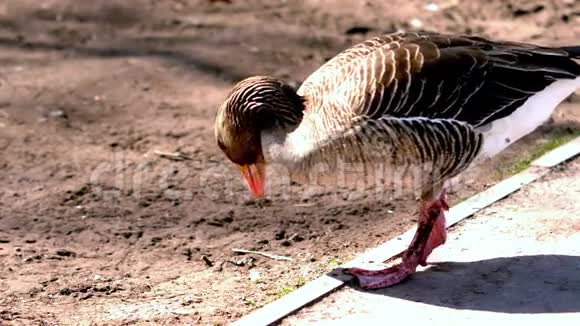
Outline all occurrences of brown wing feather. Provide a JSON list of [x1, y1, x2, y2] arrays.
[[291, 116, 483, 191], [299, 32, 580, 130]]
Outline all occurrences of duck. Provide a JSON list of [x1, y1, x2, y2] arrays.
[[214, 31, 580, 289]]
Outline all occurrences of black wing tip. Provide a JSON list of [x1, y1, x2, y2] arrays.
[[561, 46, 580, 58]]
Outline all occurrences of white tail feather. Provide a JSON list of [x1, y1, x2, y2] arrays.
[[477, 76, 580, 158]]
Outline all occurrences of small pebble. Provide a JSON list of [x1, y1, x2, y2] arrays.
[[409, 18, 423, 29], [56, 249, 76, 257], [275, 230, 286, 240], [49, 110, 65, 118], [289, 234, 304, 242], [425, 3, 439, 12], [249, 270, 262, 283]]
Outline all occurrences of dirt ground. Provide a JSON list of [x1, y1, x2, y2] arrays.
[[0, 1, 578, 325]]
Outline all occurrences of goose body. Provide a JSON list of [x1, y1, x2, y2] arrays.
[[259, 32, 580, 190], [215, 32, 580, 288]]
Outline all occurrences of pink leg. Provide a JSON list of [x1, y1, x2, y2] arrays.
[[344, 190, 448, 289], [419, 194, 447, 266]]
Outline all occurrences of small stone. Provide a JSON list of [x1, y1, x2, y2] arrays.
[[206, 220, 224, 227], [60, 288, 72, 295], [249, 270, 262, 283], [275, 230, 286, 240], [24, 254, 42, 262], [425, 3, 439, 12], [289, 234, 304, 242], [139, 200, 151, 207], [80, 293, 93, 300], [409, 18, 423, 29], [181, 297, 196, 306], [56, 249, 76, 257], [48, 110, 65, 118], [183, 248, 193, 260], [233, 257, 256, 267]]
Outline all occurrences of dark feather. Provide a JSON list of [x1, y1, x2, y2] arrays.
[[299, 32, 580, 128]]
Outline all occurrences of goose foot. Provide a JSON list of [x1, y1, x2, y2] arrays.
[[344, 190, 448, 289]]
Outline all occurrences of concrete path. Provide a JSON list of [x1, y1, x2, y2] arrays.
[[282, 158, 580, 325]]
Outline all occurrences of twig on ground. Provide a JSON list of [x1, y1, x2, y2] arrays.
[[232, 248, 293, 261], [202, 255, 214, 267], [153, 150, 191, 161]]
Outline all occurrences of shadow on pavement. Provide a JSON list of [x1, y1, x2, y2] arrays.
[[332, 254, 580, 313]]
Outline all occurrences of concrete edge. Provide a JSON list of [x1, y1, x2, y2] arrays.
[[532, 136, 580, 167], [232, 135, 580, 326]]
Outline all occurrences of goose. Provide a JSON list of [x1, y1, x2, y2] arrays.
[[214, 32, 580, 289]]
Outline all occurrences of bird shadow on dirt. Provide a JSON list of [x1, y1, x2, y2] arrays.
[[331, 254, 580, 313]]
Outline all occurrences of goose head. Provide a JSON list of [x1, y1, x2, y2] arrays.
[[215, 76, 305, 198]]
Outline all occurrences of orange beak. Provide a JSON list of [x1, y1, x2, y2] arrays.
[[236, 163, 266, 198]]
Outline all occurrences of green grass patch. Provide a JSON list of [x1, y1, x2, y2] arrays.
[[243, 298, 258, 307], [500, 129, 580, 176], [273, 277, 306, 298], [327, 257, 343, 266]]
